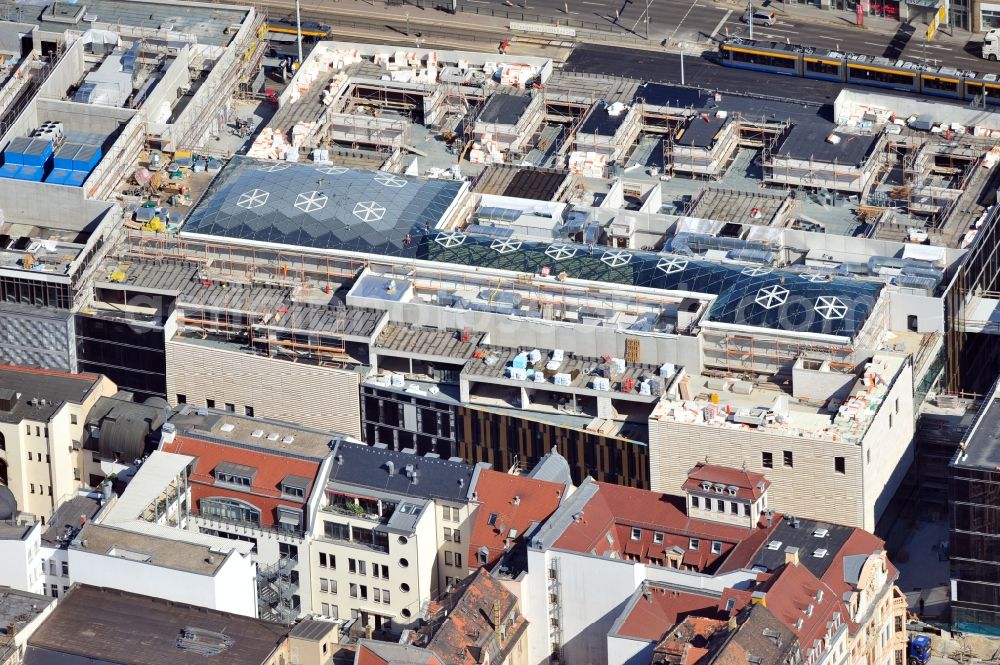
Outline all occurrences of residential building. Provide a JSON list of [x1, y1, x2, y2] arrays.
[[310, 440, 481, 632], [410, 568, 530, 665], [467, 464, 568, 573], [286, 619, 342, 665], [949, 377, 1000, 634], [648, 354, 916, 531], [0, 587, 55, 665], [521, 463, 906, 665], [23, 585, 291, 665], [0, 365, 116, 520], [648, 603, 801, 665], [159, 405, 340, 622], [354, 641, 444, 665], [0, 486, 42, 594], [81, 392, 169, 488]]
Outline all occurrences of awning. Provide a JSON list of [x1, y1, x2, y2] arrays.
[[278, 512, 301, 526]]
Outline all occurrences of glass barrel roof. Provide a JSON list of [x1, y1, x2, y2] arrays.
[[413, 234, 882, 339], [180, 157, 465, 255]]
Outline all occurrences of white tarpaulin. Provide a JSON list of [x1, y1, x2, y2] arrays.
[[903, 243, 947, 266], [81, 29, 120, 48]]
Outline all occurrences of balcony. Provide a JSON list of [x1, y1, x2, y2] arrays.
[[321, 519, 389, 553], [323, 492, 395, 524]]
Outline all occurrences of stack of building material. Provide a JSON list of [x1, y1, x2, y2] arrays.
[[247, 127, 293, 160], [321, 74, 348, 106], [469, 135, 504, 164], [291, 122, 316, 147], [567, 151, 607, 178]]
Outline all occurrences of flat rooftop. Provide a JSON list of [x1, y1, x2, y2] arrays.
[[579, 102, 630, 137], [0, 365, 102, 424], [74, 522, 231, 575], [24, 0, 250, 46], [42, 494, 103, 546], [375, 324, 484, 362], [328, 440, 475, 504], [0, 234, 86, 276], [955, 381, 1000, 472], [0, 587, 51, 639], [653, 354, 906, 445], [477, 93, 533, 126], [774, 125, 880, 165], [167, 405, 338, 459], [25, 585, 288, 665], [473, 164, 568, 201]]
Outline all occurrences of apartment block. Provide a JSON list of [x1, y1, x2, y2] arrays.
[[309, 441, 481, 632], [0, 365, 116, 520]]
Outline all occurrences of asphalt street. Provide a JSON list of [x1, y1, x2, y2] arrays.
[[451, 0, 995, 70]]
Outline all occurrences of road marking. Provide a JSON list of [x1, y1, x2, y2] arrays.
[[710, 10, 732, 38], [863, 41, 884, 46], [582, 2, 602, 5]]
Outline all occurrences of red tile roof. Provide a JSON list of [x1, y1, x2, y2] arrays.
[[682, 463, 769, 502], [614, 587, 725, 642], [553, 482, 760, 573], [162, 435, 321, 529], [819, 528, 895, 631], [756, 563, 843, 652], [468, 470, 564, 569]]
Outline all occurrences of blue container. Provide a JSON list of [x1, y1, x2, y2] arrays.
[[73, 144, 101, 172], [17, 164, 46, 181], [21, 139, 53, 168], [4, 137, 32, 165], [53, 143, 83, 170], [511, 353, 528, 370], [0, 163, 20, 179], [64, 171, 87, 187], [45, 168, 71, 185]]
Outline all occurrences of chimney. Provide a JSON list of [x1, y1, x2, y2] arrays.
[[784, 546, 800, 566], [513, 495, 521, 506], [386, 461, 395, 476], [728, 615, 738, 631], [751, 591, 767, 607], [79, 514, 87, 528]]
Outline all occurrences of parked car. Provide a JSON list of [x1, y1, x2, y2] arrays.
[[741, 9, 777, 25]]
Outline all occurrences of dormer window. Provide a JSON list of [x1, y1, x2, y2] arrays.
[[713, 483, 725, 493], [689, 538, 700, 550], [727, 486, 738, 495], [214, 462, 257, 487], [653, 531, 664, 544], [631, 527, 642, 541], [701, 480, 712, 491], [280, 475, 310, 500]]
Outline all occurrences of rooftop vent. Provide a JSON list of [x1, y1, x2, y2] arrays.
[[251, 429, 264, 438], [767, 540, 783, 551], [813, 528, 829, 538], [281, 435, 294, 444], [813, 548, 828, 558], [220, 423, 235, 433], [266, 432, 279, 441]]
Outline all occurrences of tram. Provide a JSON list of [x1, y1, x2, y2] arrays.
[[718, 38, 1000, 104], [265, 18, 331, 40]]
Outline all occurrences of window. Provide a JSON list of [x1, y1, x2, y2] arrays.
[[360, 585, 368, 601], [35, 426, 40, 436], [692, 496, 700, 509], [373, 588, 380, 603], [330, 580, 337, 594], [712, 541, 723, 554], [200, 497, 261, 525], [27, 452, 32, 461], [445, 551, 453, 565], [349, 558, 357, 574], [225, 403, 236, 413], [705, 497, 712, 511], [206, 399, 216, 408], [689, 538, 700, 550], [321, 602, 330, 616], [453, 529, 461, 543], [455, 552, 462, 568], [716, 500, 725, 512], [653, 531, 664, 544], [744, 503, 751, 517], [835, 457, 846, 474], [730, 502, 739, 514], [350, 583, 358, 598], [320, 578, 329, 593], [478, 549, 488, 565], [49, 585, 58, 598], [783, 451, 793, 467], [177, 394, 187, 404], [762, 452, 773, 468], [71, 414, 78, 425], [631, 527, 642, 540], [61, 561, 68, 576], [867, 449, 871, 464], [245, 405, 255, 417], [319, 552, 328, 567], [281, 483, 305, 498], [895, 397, 899, 414], [25, 424, 30, 435], [215, 470, 253, 487], [889, 413, 894, 429], [487, 512, 499, 526], [30, 484, 35, 494], [45, 454, 50, 464], [383, 589, 390, 604], [444, 527, 452, 542], [358, 561, 367, 576]]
